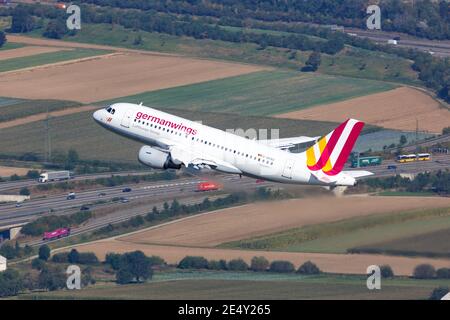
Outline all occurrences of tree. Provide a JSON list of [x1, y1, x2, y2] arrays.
[[302, 51, 321, 72], [269, 260, 295, 273], [297, 261, 321, 275], [26, 170, 40, 179], [178, 256, 209, 269], [436, 268, 450, 279], [429, 286, 449, 300], [116, 268, 134, 284], [43, 19, 67, 39], [0, 269, 23, 298], [19, 187, 30, 196], [31, 258, 46, 271], [38, 245, 51, 261], [67, 149, 79, 164], [38, 267, 66, 291], [121, 251, 152, 282], [0, 31, 6, 48], [380, 265, 394, 278], [413, 264, 436, 279], [250, 256, 269, 272], [227, 258, 249, 271], [399, 135, 407, 145], [11, 7, 35, 33], [68, 249, 80, 263]]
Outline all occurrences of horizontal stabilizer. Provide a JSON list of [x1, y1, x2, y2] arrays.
[[343, 170, 374, 179]]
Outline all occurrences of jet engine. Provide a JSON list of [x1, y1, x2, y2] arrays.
[[138, 146, 181, 170]]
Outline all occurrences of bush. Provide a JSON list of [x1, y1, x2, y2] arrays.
[[269, 260, 295, 273], [250, 256, 269, 272], [297, 261, 321, 275], [380, 265, 394, 278], [38, 267, 66, 291], [148, 255, 166, 267], [429, 286, 449, 300], [67, 249, 79, 263], [78, 252, 99, 265], [51, 252, 69, 263], [105, 253, 123, 270], [0, 269, 23, 298], [38, 245, 51, 261], [19, 187, 30, 196], [227, 258, 249, 271], [177, 256, 209, 269], [436, 268, 450, 279], [31, 258, 46, 271], [208, 259, 227, 270], [413, 264, 436, 279]]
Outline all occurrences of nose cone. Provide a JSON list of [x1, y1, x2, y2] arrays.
[[93, 109, 103, 123]]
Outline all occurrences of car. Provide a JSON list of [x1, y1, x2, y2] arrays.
[[387, 165, 397, 170], [66, 192, 76, 200], [15, 202, 22, 208], [120, 197, 129, 203], [98, 192, 106, 197], [80, 205, 90, 211], [122, 187, 132, 192]]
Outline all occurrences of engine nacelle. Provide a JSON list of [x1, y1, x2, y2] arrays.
[[138, 146, 181, 170]]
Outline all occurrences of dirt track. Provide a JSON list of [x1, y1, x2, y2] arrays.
[[68, 196, 450, 276], [0, 46, 70, 61], [276, 87, 450, 133], [120, 196, 450, 247], [0, 51, 266, 103]]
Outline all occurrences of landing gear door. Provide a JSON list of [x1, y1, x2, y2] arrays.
[[120, 110, 133, 128], [282, 159, 295, 179]]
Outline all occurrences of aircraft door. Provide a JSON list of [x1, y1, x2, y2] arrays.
[[120, 110, 133, 128], [281, 159, 295, 179]]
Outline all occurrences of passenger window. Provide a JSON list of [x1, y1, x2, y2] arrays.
[[111, 109, 115, 114]]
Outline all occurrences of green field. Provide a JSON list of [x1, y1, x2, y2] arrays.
[[45, 24, 418, 84], [101, 70, 396, 116], [0, 42, 25, 51], [0, 48, 111, 72], [220, 207, 450, 255], [352, 228, 450, 258], [17, 271, 449, 300], [0, 107, 350, 162], [0, 98, 81, 122]]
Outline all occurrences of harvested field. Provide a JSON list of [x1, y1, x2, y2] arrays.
[[0, 166, 30, 177], [120, 196, 450, 247], [72, 241, 450, 276], [276, 87, 450, 133], [0, 52, 267, 103], [0, 46, 70, 61]]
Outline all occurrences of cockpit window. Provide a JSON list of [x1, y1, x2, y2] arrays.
[[105, 106, 115, 114]]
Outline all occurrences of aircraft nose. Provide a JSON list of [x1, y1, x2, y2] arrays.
[[93, 110, 103, 123]]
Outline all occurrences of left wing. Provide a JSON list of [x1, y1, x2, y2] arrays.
[[169, 145, 242, 174], [258, 136, 319, 150]]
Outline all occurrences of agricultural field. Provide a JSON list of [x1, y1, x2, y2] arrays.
[[0, 48, 111, 73], [352, 228, 450, 258], [0, 98, 81, 123], [102, 70, 396, 116], [68, 196, 450, 275], [18, 273, 450, 300], [276, 87, 450, 133], [222, 207, 450, 254], [0, 46, 72, 61], [25, 23, 419, 84], [0, 107, 343, 161]]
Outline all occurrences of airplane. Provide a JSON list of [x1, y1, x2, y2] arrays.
[[93, 103, 372, 187]]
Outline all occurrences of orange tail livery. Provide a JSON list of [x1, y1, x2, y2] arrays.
[[306, 119, 364, 176]]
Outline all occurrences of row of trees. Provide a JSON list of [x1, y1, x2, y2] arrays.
[[77, 0, 450, 40], [177, 255, 322, 274], [21, 210, 92, 236], [0, 31, 5, 47], [361, 170, 450, 195]]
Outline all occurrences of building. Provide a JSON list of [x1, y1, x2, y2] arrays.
[[0, 255, 6, 272]]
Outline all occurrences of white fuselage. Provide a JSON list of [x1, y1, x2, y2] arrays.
[[93, 103, 355, 186]]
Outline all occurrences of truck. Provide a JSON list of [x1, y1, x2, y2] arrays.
[[196, 182, 221, 192], [351, 156, 382, 168], [38, 171, 72, 183], [43, 227, 71, 241]]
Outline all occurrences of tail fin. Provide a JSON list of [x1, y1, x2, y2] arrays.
[[306, 119, 364, 176]]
